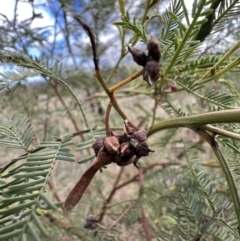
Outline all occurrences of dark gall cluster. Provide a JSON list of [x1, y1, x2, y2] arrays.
[[128, 34, 161, 85], [92, 122, 154, 167]]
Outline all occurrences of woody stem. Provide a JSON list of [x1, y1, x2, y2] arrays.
[[109, 70, 143, 93]]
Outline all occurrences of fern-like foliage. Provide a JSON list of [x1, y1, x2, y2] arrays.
[[0, 115, 34, 150], [114, 12, 148, 42], [138, 143, 239, 240], [0, 52, 90, 130], [0, 116, 75, 241]]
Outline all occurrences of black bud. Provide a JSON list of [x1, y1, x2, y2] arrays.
[[128, 46, 148, 66], [147, 34, 161, 62]]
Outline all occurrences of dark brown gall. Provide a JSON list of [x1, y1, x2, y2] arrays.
[[143, 60, 160, 85], [135, 142, 155, 157], [118, 142, 135, 162], [104, 136, 120, 154], [128, 46, 148, 66], [92, 137, 105, 156], [124, 121, 137, 136], [110, 131, 129, 143], [147, 34, 161, 62], [132, 129, 147, 142]]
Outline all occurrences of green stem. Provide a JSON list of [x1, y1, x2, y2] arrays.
[[141, 0, 151, 24], [180, 0, 190, 26], [148, 109, 240, 137], [194, 128, 240, 234], [201, 56, 240, 85], [165, 0, 206, 75], [203, 124, 240, 141], [149, 82, 158, 129], [201, 39, 240, 79]]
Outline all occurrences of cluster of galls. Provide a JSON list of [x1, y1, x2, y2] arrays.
[[92, 122, 154, 168], [128, 34, 161, 85]]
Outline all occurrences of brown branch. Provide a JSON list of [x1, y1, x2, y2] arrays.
[[105, 103, 112, 137], [74, 16, 138, 129], [108, 203, 135, 230], [139, 167, 151, 241], [50, 81, 79, 132], [75, 17, 98, 70], [115, 162, 179, 191], [48, 180, 62, 203], [98, 167, 124, 221]]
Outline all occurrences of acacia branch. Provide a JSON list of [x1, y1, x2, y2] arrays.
[[148, 109, 240, 137], [193, 127, 240, 234], [74, 16, 138, 129]]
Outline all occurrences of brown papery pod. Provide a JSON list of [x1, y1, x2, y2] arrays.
[[128, 46, 148, 66], [63, 147, 114, 214], [147, 34, 161, 62]]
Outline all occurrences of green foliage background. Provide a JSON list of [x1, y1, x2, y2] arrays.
[[1, 0, 240, 240]]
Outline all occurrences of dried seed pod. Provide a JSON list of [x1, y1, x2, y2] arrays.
[[132, 129, 147, 142], [92, 137, 105, 156], [104, 136, 120, 154], [135, 142, 155, 157], [147, 34, 161, 62], [128, 46, 148, 66], [143, 59, 160, 85]]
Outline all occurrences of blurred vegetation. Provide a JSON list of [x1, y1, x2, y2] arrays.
[[1, 0, 240, 240]]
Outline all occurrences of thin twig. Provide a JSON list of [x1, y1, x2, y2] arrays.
[[108, 203, 135, 230], [98, 167, 124, 221], [109, 70, 143, 93], [74, 16, 138, 129], [115, 162, 180, 190], [105, 103, 112, 137], [149, 81, 159, 129], [203, 124, 240, 140], [75, 17, 98, 70], [50, 81, 79, 132], [139, 167, 151, 241], [48, 180, 62, 203], [43, 95, 50, 141]]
